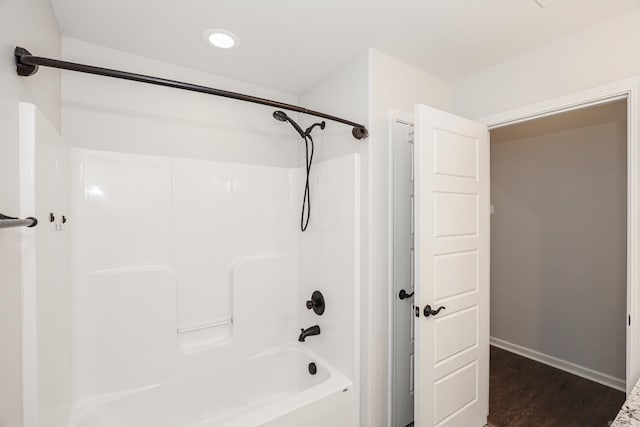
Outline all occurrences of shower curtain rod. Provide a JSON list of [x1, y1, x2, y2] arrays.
[[14, 47, 369, 140], [0, 213, 38, 229]]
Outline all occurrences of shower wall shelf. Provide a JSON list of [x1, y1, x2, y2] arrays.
[[14, 46, 369, 140], [0, 213, 38, 229]]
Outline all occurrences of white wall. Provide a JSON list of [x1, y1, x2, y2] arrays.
[[368, 50, 451, 427], [298, 51, 371, 425], [62, 37, 300, 166], [452, 9, 640, 119], [61, 36, 303, 402], [62, 38, 361, 425], [301, 48, 453, 426], [0, 1, 61, 426], [490, 102, 627, 384]]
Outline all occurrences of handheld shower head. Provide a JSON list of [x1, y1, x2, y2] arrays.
[[273, 110, 288, 122], [273, 110, 304, 138], [272, 110, 326, 233]]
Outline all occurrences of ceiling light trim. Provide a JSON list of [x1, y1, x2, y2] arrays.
[[534, 0, 561, 8], [203, 28, 239, 49]]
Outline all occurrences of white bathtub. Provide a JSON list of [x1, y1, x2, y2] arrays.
[[68, 346, 355, 427]]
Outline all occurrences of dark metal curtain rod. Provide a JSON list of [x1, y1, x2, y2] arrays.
[[14, 47, 369, 140], [0, 213, 38, 229]]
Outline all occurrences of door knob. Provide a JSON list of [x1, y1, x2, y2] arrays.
[[423, 305, 446, 317], [398, 289, 414, 300]]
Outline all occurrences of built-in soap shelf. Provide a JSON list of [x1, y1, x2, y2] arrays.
[[177, 318, 233, 334], [178, 319, 233, 354]]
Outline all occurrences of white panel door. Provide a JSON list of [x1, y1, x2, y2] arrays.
[[413, 105, 489, 427]]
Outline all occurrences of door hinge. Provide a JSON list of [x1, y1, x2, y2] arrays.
[[415, 306, 420, 318]]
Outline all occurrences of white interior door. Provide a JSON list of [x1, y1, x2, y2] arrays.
[[413, 105, 489, 427]]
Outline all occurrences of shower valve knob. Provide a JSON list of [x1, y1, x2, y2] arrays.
[[306, 290, 325, 316]]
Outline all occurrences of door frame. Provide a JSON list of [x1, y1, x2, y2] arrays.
[[387, 109, 416, 427], [479, 77, 640, 393], [386, 77, 639, 426]]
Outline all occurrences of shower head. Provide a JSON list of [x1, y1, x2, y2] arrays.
[[273, 110, 305, 138], [272, 109, 325, 232], [273, 110, 288, 122]]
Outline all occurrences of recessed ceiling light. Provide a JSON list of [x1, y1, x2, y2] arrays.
[[203, 29, 238, 49]]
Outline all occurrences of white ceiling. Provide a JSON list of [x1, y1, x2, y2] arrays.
[[49, 0, 639, 95]]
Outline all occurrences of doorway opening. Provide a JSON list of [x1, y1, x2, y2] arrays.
[[487, 99, 628, 426], [389, 97, 631, 427], [389, 118, 416, 427]]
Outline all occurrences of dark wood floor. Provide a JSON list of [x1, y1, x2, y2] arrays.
[[489, 346, 625, 427]]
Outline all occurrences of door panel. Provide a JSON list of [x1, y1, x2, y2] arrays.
[[434, 361, 478, 424], [414, 105, 489, 427], [433, 129, 478, 179], [434, 307, 478, 364], [434, 250, 479, 300], [434, 193, 478, 237]]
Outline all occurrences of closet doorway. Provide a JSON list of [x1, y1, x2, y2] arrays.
[[388, 95, 635, 427], [487, 100, 627, 426]]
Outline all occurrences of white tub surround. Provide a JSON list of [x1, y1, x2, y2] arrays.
[[66, 148, 360, 426], [19, 103, 72, 427]]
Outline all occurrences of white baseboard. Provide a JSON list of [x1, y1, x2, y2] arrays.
[[490, 337, 625, 392]]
